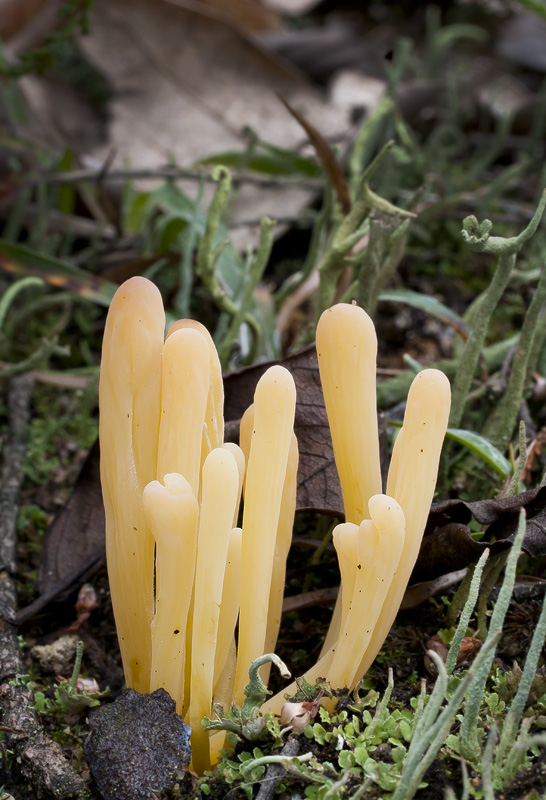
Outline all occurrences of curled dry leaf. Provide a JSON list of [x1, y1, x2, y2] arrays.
[[418, 485, 546, 583]]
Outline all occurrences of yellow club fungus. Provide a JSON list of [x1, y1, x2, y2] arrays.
[[99, 276, 164, 692], [100, 282, 450, 770]]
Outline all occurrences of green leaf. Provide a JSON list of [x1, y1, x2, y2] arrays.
[[57, 148, 75, 216], [379, 289, 467, 339], [124, 191, 155, 233], [398, 719, 412, 742], [0, 239, 118, 307], [157, 217, 188, 252], [155, 183, 197, 217], [199, 148, 322, 178], [446, 427, 511, 477], [338, 750, 355, 769], [32, 691, 47, 712], [354, 746, 368, 766]]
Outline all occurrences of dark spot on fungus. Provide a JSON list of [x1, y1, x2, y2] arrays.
[[357, 564, 362, 569], [173, 629, 180, 635]]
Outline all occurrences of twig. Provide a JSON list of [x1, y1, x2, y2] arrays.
[[0, 375, 90, 798], [0, 375, 33, 574], [15, 553, 105, 625], [255, 737, 301, 800], [39, 166, 322, 190]]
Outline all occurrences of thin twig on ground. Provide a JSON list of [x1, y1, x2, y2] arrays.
[[255, 737, 301, 800]]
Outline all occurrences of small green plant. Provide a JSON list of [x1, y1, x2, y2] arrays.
[[31, 642, 108, 746], [202, 512, 546, 799], [0, 0, 92, 79], [203, 653, 291, 743]]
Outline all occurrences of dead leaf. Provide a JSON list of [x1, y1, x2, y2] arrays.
[[224, 344, 343, 515], [416, 486, 546, 583], [69, 0, 351, 248], [175, 0, 283, 32], [224, 348, 343, 514], [0, 0, 49, 42], [259, 0, 322, 15], [496, 11, 546, 74], [36, 441, 105, 597], [328, 69, 386, 118]]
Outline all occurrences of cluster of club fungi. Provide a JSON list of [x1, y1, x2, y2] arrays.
[[99, 277, 451, 771]]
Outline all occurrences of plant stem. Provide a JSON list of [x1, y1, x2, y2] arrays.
[[450, 191, 546, 430], [482, 253, 546, 448], [377, 336, 517, 409], [458, 511, 526, 761], [446, 548, 489, 675]]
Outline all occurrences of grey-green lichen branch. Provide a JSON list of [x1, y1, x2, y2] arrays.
[[449, 189, 546, 430], [197, 166, 272, 362], [315, 141, 415, 320], [203, 654, 290, 742]]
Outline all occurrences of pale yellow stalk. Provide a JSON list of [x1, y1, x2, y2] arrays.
[[233, 366, 297, 704], [238, 404, 254, 486], [167, 319, 224, 455], [190, 447, 240, 773], [326, 495, 405, 692], [99, 276, 164, 692], [221, 442, 245, 525], [262, 496, 404, 715], [157, 327, 210, 496], [316, 303, 382, 524], [331, 522, 360, 642], [213, 637, 238, 712], [210, 637, 237, 764], [356, 369, 450, 679], [142, 473, 198, 708], [263, 433, 299, 682], [211, 446, 244, 695], [213, 526, 243, 693], [316, 303, 382, 661]]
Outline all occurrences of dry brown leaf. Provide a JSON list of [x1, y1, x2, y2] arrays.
[[0, 0, 49, 41], [223, 344, 343, 515], [36, 441, 105, 597], [71, 0, 350, 246], [259, 0, 323, 16], [496, 11, 546, 74], [170, 0, 283, 32]]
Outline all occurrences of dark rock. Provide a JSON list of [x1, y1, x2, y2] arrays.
[[84, 688, 192, 800]]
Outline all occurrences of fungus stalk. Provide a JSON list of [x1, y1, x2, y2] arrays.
[[99, 277, 164, 692], [190, 447, 241, 772], [142, 473, 198, 706], [233, 365, 297, 705]]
